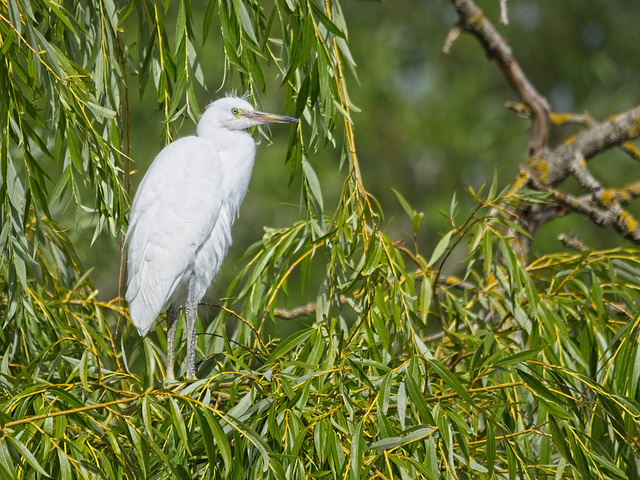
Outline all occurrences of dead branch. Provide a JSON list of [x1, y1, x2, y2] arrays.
[[557, 233, 589, 252], [273, 302, 318, 319], [549, 189, 640, 242], [446, 0, 551, 158], [445, 0, 640, 250], [499, 0, 508, 25], [272, 275, 477, 320], [544, 105, 640, 186]]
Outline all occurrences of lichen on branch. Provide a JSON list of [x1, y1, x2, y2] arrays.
[[445, 0, 640, 249]]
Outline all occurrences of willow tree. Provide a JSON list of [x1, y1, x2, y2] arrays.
[[1, 0, 639, 479]]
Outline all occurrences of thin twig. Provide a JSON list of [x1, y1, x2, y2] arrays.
[[499, 0, 509, 25], [273, 302, 318, 319], [558, 233, 589, 252], [546, 105, 640, 187], [567, 153, 602, 193], [549, 189, 640, 242], [271, 274, 477, 320]]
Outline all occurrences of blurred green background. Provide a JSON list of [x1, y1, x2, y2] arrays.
[[70, 0, 640, 312]]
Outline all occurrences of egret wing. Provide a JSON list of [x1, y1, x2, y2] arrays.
[[125, 137, 223, 336]]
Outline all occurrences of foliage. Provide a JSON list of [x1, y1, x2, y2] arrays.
[[4, 184, 640, 478], [1, 1, 640, 479], [1, 0, 127, 348]]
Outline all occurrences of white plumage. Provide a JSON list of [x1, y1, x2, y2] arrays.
[[125, 96, 298, 380]]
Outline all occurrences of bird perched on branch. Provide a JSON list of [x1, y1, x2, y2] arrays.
[[125, 96, 298, 380]]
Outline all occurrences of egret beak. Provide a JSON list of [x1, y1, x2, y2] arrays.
[[246, 111, 299, 124]]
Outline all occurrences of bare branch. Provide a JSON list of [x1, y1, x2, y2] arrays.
[[272, 275, 477, 320], [550, 189, 640, 242], [442, 25, 463, 54], [446, 0, 640, 248], [599, 182, 640, 207], [510, 106, 640, 165], [550, 111, 595, 127], [545, 104, 640, 186], [499, 0, 509, 26], [273, 302, 317, 319], [567, 153, 602, 193], [557, 233, 589, 252], [622, 142, 640, 161], [448, 0, 550, 157]]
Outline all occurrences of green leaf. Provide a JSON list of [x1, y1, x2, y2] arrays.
[[174, 0, 187, 48], [0, 439, 17, 478], [233, 0, 258, 44], [368, 434, 404, 451], [549, 417, 572, 466], [203, 409, 232, 475], [7, 0, 22, 35], [397, 380, 407, 429], [265, 328, 313, 364], [45, 1, 78, 36], [404, 366, 434, 424], [428, 359, 473, 404], [427, 230, 453, 268], [379, 372, 391, 415], [492, 346, 545, 369], [314, 420, 328, 464], [5, 436, 51, 477], [350, 421, 363, 479], [517, 369, 572, 419], [170, 397, 191, 455], [56, 449, 72, 480], [303, 160, 325, 224], [392, 188, 414, 219], [369, 426, 434, 451], [86, 101, 116, 120], [485, 422, 495, 475], [309, 1, 346, 38], [568, 428, 592, 479]]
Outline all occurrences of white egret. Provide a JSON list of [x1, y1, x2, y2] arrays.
[[125, 96, 298, 380]]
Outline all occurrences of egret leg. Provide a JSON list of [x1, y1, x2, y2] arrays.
[[165, 304, 178, 381], [185, 272, 198, 380]]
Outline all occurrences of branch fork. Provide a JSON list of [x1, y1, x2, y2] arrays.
[[446, 0, 640, 249]]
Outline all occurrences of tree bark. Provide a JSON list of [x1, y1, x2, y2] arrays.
[[445, 0, 640, 254]]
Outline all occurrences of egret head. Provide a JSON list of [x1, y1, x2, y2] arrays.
[[197, 96, 298, 135]]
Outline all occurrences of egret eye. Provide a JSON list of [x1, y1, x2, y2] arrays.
[[231, 108, 239, 116]]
